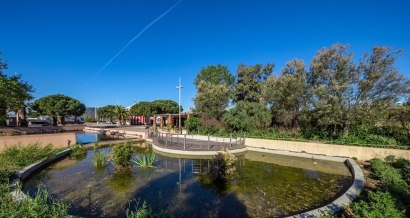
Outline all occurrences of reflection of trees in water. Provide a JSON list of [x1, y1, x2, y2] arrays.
[[107, 168, 135, 193], [24, 170, 53, 195]]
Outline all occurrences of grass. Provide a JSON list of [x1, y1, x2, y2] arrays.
[[93, 151, 107, 168], [0, 184, 69, 218]]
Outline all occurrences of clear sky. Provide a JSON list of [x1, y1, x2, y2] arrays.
[[1, 0, 410, 111]]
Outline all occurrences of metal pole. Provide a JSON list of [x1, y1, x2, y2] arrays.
[[176, 78, 183, 134], [184, 134, 186, 150], [230, 133, 232, 148]]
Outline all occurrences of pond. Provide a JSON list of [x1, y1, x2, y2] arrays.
[[23, 145, 352, 218], [75, 132, 119, 144]]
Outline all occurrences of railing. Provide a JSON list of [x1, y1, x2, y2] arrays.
[[149, 131, 246, 151]]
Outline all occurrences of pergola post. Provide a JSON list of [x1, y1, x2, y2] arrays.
[[153, 115, 157, 130]]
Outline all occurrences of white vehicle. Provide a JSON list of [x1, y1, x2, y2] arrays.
[[27, 116, 52, 125], [64, 116, 84, 124]]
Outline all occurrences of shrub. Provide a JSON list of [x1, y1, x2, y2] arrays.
[[0, 143, 62, 171], [353, 191, 405, 218], [69, 143, 87, 159], [210, 149, 237, 181], [109, 141, 133, 168], [392, 158, 410, 186]]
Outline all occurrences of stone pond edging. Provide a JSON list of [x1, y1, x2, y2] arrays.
[[245, 138, 410, 161], [9, 149, 71, 201]]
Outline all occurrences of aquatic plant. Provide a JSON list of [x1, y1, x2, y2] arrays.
[[211, 148, 237, 180], [109, 141, 133, 169], [69, 143, 87, 159], [93, 151, 107, 168], [93, 141, 99, 150], [107, 168, 134, 192], [132, 152, 156, 168]]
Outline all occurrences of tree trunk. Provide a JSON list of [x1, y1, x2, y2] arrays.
[[343, 123, 349, 136], [53, 117, 58, 126]]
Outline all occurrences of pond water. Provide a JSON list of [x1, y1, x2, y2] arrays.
[[75, 132, 98, 144], [23, 146, 352, 218], [75, 132, 118, 144]]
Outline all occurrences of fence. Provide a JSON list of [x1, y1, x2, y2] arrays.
[[149, 131, 246, 151]]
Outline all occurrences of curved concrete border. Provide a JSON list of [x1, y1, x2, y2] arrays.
[[10, 141, 364, 217], [152, 145, 365, 217], [9, 149, 71, 201]]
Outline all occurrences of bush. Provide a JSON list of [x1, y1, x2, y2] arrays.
[[109, 141, 133, 168], [69, 143, 87, 159], [0, 143, 62, 171], [353, 191, 405, 218], [391, 158, 410, 186]]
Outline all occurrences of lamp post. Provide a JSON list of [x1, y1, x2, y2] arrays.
[[176, 78, 183, 134]]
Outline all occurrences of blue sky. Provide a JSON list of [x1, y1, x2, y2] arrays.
[[1, 0, 410, 111]]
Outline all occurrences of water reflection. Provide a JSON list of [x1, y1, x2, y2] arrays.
[[23, 147, 352, 217]]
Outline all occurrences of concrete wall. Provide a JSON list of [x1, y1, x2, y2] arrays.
[[0, 133, 76, 151], [245, 138, 410, 160]]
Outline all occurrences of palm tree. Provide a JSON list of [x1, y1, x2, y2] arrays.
[[113, 105, 129, 126]]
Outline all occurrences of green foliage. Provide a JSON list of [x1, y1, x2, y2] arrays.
[[125, 199, 171, 218], [109, 141, 133, 168], [107, 168, 134, 192], [353, 191, 405, 218], [93, 151, 107, 168], [151, 100, 180, 114], [222, 101, 271, 132], [30, 94, 86, 126], [83, 114, 96, 122], [0, 143, 62, 171], [369, 158, 410, 216], [69, 143, 87, 159], [263, 59, 308, 129], [184, 116, 201, 133], [132, 152, 156, 168], [97, 105, 116, 123], [130, 101, 154, 117], [0, 52, 35, 126], [234, 63, 273, 103], [193, 81, 231, 121], [391, 158, 410, 186], [210, 149, 237, 181], [194, 64, 234, 87], [0, 187, 69, 218], [113, 105, 129, 126]]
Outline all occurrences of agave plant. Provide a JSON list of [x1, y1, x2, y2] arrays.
[[132, 152, 156, 168]]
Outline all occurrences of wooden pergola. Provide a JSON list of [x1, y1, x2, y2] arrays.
[[153, 112, 191, 130]]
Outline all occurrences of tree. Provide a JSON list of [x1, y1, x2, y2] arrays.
[[151, 100, 180, 114], [222, 101, 271, 132], [97, 105, 116, 123], [113, 105, 129, 126], [193, 65, 234, 132], [355, 46, 410, 125], [263, 59, 308, 129], [194, 64, 234, 87], [306, 43, 356, 136], [30, 94, 86, 126], [234, 63, 274, 103], [193, 80, 231, 121], [0, 52, 34, 126]]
